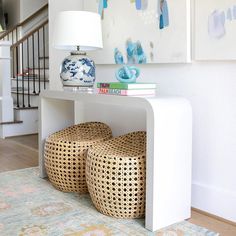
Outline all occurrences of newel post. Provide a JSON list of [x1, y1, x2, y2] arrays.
[[0, 41, 14, 122]]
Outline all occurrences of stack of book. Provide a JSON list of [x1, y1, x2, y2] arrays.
[[97, 82, 157, 96]]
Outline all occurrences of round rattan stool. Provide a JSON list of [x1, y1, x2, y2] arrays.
[[44, 122, 112, 193], [86, 131, 146, 219]]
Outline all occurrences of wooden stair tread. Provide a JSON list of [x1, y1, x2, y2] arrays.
[[0, 120, 23, 125], [11, 90, 40, 96], [14, 106, 38, 110]]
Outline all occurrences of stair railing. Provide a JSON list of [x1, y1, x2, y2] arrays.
[[11, 19, 49, 108], [0, 4, 48, 45]]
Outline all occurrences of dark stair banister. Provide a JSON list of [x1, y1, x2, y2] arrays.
[[11, 20, 49, 108]]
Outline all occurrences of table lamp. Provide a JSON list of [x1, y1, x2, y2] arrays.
[[53, 11, 103, 89]]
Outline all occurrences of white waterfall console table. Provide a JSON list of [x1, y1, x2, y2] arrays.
[[39, 90, 192, 232]]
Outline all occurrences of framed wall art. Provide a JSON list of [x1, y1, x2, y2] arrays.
[[195, 0, 236, 60], [84, 0, 191, 64]]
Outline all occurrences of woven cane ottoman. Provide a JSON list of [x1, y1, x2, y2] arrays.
[[44, 122, 112, 193], [86, 131, 146, 219]]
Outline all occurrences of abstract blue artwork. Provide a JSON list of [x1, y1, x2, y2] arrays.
[[159, 0, 169, 29], [135, 0, 142, 10], [126, 40, 147, 64], [195, 0, 236, 60], [84, 0, 190, 64], [114, 40, 146, 65], [114, 48, 124, 64]]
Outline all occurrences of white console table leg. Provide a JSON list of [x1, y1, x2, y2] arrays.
[[39, 98, 75, 177], [145, 99, 192, 231]]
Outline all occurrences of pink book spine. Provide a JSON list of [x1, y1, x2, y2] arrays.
[[98, 88, 127, 95], [98, 88, 155, 96]]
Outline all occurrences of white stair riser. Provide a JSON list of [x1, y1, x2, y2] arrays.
[[12, 93, 39, 107], [19, 58, 49, 73], [1, 109, 38, 138], [11, 80, 49, 92]]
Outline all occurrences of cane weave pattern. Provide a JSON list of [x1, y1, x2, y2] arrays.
[[44, 122, 112, 193], [86, 131, 146, 219]]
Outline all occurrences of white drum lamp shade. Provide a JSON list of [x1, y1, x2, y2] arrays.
[[53, 11, 103, 51]]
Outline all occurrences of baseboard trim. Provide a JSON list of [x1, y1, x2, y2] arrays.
[[192, 182, 236, 223], [191, 207, 236, 227]]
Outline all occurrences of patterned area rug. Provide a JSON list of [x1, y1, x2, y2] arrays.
[[0, 168, 219, 236]]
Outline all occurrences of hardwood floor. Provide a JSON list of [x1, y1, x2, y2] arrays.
[[0, 135, 38, 172], [189, 210, 236, 236], [7, 134, 38, 150], [0, 134, 235, 235]]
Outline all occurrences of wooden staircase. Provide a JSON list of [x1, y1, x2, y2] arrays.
[[0, 4, 49, 138]]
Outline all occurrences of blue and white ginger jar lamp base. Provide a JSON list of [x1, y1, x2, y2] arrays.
[[60, 51, 96, 88]]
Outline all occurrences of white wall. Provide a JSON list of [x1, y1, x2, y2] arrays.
[[20, 0, 47, 21], [2, 0, 20, 28], [21, 1, 48, 36], [49, 0, 236, 223], [3, 0, 47, 28]]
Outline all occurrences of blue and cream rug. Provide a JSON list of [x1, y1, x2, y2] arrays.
[[0, 168, 219, 236]]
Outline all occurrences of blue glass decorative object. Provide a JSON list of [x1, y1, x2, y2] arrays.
[[60, 52, 96, 88], [116, 65, 140, 83]]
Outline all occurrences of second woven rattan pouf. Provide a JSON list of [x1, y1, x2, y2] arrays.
[[86, 131, 146, 219], [44, 122, 112, 193]]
